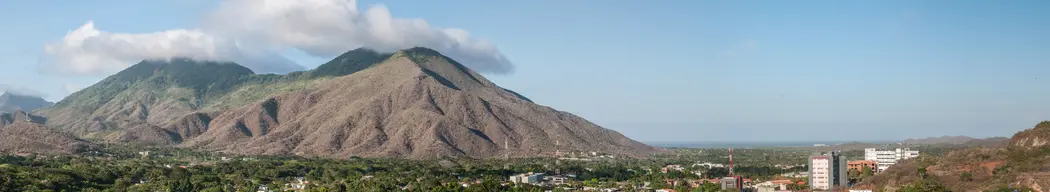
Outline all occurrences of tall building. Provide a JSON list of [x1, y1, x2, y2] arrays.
[[864, 148, 919, 172], [809, 151, 847, 190]]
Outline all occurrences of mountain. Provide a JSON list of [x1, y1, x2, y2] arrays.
[[0, 111, 94, 155], [901, 135, 977, 145], [857, 121, 1050, 191], [38, 49, 387, 141], [37, 47, 657, 158], [0, 92, 53, 113]]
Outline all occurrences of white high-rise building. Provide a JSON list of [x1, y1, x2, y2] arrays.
[[809, 151, 847, 190], [864, 148, 919, 172]]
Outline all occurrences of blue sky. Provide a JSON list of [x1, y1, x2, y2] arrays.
[[0, 0, 1047, 142]]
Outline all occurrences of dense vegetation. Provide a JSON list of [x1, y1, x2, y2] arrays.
[[0, 145, 830, 192]]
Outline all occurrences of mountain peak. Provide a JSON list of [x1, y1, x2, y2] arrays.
[[400, 47, 443, 56], [0, 92, 52, 113], [386, 47, 495, 90], [1, 91, 34, 99], [309, 47, 391, 78]]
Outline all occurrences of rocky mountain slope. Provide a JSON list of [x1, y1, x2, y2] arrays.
[[0, 111, 94, 154], [36, 47, 657, 159], [0, 92, 53, 113], [1011, 121, 1050, 148], [857, 121, 1050, 191]]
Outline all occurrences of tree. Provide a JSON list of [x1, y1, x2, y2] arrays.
[[787, 178, 808, 190], [898, 179, 948, 192], [673, 178, 691, 192], [861, 166, 873, 177], [917, 168, 928, 179], [695, 182, 721, 192], [960, 172, 973, 182]]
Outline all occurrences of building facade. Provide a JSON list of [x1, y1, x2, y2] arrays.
[[809, 152, 847, 190], [720, 176, 742, 190], [863, 148, 919, 172], [846, 160, 877, 172], [509, 172, 545, 184]]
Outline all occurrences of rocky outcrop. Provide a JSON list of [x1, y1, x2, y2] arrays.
[[1010, 121, 1050, 148]]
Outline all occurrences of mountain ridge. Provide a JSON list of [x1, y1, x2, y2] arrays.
[[34, 47, 656, 159], [901, 135, 977, 145], [0, 92, 53, 113]]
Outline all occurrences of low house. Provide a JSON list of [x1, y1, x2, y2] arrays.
[[660, 164, 685, 173], [509, 172, 545, 184], [755, 180, 794, 192], [847, 160, 878, 172], [285, 177, 310, 190], [548, 175, 571, 185]]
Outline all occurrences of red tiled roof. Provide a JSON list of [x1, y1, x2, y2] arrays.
[[847, 160, 876, 165]]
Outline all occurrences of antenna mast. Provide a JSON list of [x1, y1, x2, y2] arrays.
[[729, 148, 734, 176], [555, 140, 562, 174], [504, 140, 509, 160]]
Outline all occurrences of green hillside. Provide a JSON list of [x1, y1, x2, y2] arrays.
[[37, 48, 393, 137]]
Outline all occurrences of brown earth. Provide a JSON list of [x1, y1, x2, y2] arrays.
[[179, 48, 658, 159], [858, 122, 1050, 191], [1011, 121, 1050, 148], [0, 111, 95, 155], [31, 47, 658, 159]]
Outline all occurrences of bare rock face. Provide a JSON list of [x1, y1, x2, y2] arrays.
[[1010, 121, 1050, 148], [180, 48, 658, 159]]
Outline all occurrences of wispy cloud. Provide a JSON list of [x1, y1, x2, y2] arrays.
[[42, 0, 513, 76], [62, 84, 83, 95], [0, 84, 46, 98]]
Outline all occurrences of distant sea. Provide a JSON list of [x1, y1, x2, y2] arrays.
[[645, 141, 893, 149]]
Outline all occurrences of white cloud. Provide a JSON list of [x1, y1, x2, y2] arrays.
[[62, 84, 83, 95], [42, 0, 513, 76], [41, 21, 303, 75], [0, 84, 46, 98]]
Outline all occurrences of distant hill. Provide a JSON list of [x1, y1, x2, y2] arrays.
[[0, 111, 94, 155], [901, 135, 976, 145], [36, 47, 657, 159], [0, 92, 52, 113], [857, 121, 1050, 191], [960, 137, 1009, 147]]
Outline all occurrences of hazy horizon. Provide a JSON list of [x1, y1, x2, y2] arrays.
[[1, 0, 1047, 142]]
